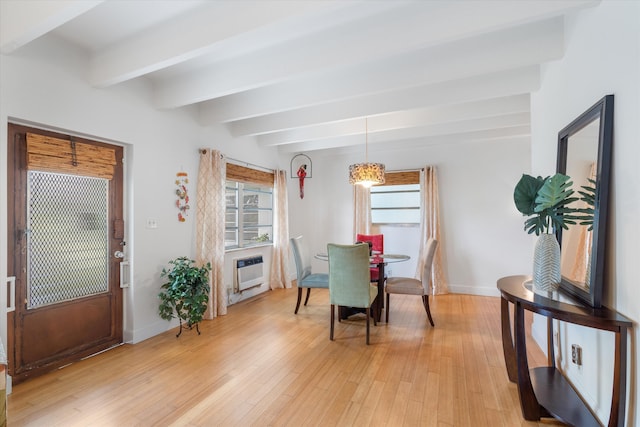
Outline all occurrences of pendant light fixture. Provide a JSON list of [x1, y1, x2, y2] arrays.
[[348, 118, 385, 187]]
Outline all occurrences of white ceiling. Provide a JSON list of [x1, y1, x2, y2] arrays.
[[0, 0, 600, 154]]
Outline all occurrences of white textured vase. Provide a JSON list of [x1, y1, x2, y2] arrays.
[[533, 233, 561, 294]]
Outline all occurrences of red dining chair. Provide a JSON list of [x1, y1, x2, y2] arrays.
[[356, 234, 384, 282]]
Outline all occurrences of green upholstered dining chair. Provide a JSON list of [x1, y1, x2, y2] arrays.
[[290, 236, 329, 314], [327, 243, 378, 344], [385, 238, 438, 326]]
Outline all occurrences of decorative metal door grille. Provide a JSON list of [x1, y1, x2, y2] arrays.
[[27, 171, 109, 309]]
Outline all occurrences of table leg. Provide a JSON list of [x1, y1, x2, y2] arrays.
[[500, 297, 518, 383], [610, 326, 627, 427], [514, 301, 542, 421], [547, 318, 555, 367], [338, 306, 352, 320]]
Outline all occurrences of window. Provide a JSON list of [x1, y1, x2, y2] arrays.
[[370, 170, 421, 225], [225, 164, 274, 249], [371, 184, 420, 224]]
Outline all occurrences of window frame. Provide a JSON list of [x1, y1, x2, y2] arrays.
[[225, 164, 274, 250]]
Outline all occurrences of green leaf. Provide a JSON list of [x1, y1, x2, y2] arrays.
[[524, 215, 547, 235], [577, 178, 597, 230], [533, 174, 579, 233], [514, 174, 545, 215], [534, 173, 575, 211]]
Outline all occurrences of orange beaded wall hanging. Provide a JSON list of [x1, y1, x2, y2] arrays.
[[175, 172, 190, 222]]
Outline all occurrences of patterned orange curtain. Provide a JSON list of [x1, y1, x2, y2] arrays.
[[196, 149, 227, 318], [269, 170, 291, 289], [352, 184, 371, 240], [416, 166, 448, 294]]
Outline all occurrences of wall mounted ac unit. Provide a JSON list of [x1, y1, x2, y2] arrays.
[[234, 256, 264, 292]]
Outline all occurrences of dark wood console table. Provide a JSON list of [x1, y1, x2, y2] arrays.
[[498, 275, 632, 427]]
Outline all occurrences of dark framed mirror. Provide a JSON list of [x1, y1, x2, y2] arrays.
[[556, 94, 613, 308]]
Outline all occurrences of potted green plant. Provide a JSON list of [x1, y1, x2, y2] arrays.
[[158, 257, 211, 337], [513, 173, 581, 235], [513, 173, 580, 293]]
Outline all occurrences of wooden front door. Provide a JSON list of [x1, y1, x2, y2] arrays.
[[7, 123, 124, 384]]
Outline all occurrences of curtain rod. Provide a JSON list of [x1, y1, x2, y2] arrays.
[[227, 157, 274, 173], [199, 149, 274, 173], [387, 167, 425, 172]]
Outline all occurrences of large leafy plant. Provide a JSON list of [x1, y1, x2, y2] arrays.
[[513, 173, 581, 235], [158, 257, 211, 337]]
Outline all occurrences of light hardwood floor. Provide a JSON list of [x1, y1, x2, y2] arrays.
[[7, 287, 564, 426]]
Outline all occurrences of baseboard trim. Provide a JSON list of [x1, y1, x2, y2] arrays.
[[131, 320, 177, 344], [447, 283, 501, 297]]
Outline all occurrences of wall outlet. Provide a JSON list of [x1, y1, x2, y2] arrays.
[[571, 344, 582, 366]]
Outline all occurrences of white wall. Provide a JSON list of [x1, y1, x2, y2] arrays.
[[287, 134, 534, 297], [531, 1, 639, 424], [0, 37, 280, 350]]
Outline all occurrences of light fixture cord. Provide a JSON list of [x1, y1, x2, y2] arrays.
[[365, 118, 369, 162]]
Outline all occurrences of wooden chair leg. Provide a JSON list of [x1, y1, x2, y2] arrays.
[[330, 304, 335, 341], [294, 287, 303, 314], [423, 295, 435, 326], [386, 293, 390, 323], [365, 307, 370, 345], [304, 288, 311, 306]]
